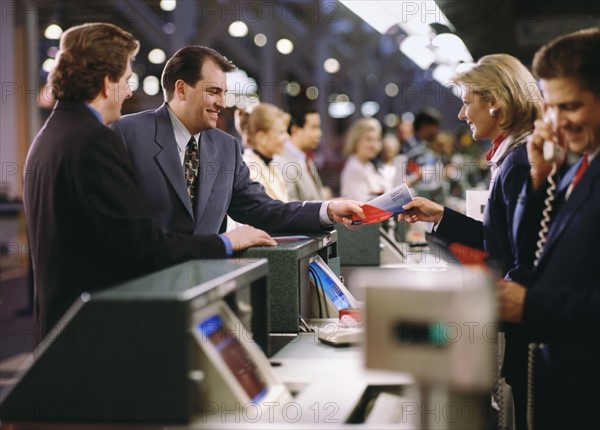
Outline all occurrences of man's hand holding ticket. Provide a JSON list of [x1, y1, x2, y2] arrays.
[[351, 184, 414, 225]]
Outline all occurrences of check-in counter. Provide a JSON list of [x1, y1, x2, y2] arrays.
[[336, 224, 414, 268], [0, 259, 270, 424], [237, 231, 339, 355], [336, 224, 381, 266], [0, 259, 494, 430], [0, 330, 417, 430]]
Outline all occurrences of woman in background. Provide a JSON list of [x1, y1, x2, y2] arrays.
[[238, 103, 291, 202], [340, 118, 387, 202]]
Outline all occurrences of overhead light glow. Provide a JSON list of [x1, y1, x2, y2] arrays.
[[432, 33, 473, 64], [306, 86, 319, 100], [323, 58, 340, 74], [44, 24, 63, 40], [228, 21, 248, 38], [384, 113, 400, 128], [433, 64, 454, 86], [339, 0, 454, 35], [333, 93, 350, 103], [254, 33, 267, 47], [328, 101, 355, 119], [338, 1, 397, 34], [385, 83, 399, 97], [339, 1, 471, 71], [401, 112, 415, 123], [46, 46, 59, 58], [42, 58, 55, 73], [400, 35, 435, 70], [455, 62, 476, 74], [285, 81, 301, 97], [160, 0, 176, 11], [229, 96, 260, 110], [433, 65, 462, 98], [148, 49, 166, 64], [361, 101, 380, 117], [143, 76, 160, 96], [227, 69, 258, 98], [163, 23, 176, 35], [128, 73, 139, 92], [276, 39, 294, 55]]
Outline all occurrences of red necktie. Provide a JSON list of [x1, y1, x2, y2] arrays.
[[486, 134, 505, 161], [571, 153, 589, 189]]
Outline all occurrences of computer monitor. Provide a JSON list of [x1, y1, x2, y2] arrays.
[[308, 255, 360, 319], [192, 300, 291, 418], [0, 259, 273, 424]]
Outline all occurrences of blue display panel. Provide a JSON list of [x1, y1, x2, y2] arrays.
[[198, 315, 267, 403], [309, 261, 352, 310]]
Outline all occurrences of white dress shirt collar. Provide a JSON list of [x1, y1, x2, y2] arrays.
[[166, 104, 201, 164]]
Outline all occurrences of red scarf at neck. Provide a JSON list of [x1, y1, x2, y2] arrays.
[[486, 134, 506, 161]]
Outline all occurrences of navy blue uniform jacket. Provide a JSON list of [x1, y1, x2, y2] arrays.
[[512, 153, 600, 429]]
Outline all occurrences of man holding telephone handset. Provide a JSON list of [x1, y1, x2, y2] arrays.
[[498, 28, 599, 429]]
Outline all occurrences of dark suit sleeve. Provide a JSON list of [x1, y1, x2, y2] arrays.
[[435, 207, 484, 250], [74, 127, 225, 272]]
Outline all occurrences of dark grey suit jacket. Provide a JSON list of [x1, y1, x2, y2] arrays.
[[111, 103, 325, 235]]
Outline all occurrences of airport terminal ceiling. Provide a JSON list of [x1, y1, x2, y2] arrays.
[[24, 0, 600, 131]]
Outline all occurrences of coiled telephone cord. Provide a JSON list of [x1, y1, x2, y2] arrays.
[[527, 162, 557, 430]]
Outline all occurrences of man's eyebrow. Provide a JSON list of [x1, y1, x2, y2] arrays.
[[206, 86, 226, 94], [203, 82, 226, 89]]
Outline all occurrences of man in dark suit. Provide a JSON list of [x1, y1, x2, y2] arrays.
[[23, 24, 362, 342], [499, 28, 599, 429], [111, 46, 360, 239]]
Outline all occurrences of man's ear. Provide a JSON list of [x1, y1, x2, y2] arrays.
[[175, 80, 186, 100], [100, 75, 111, 98]]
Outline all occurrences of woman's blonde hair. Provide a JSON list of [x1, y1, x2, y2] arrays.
[[237, 103, 290, 149], [451, 54, 543, 137], [343, 118, 382, 156]]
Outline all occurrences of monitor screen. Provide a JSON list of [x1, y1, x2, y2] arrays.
[[197, 314, 267, 403], [309, 259, 353, 311]]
